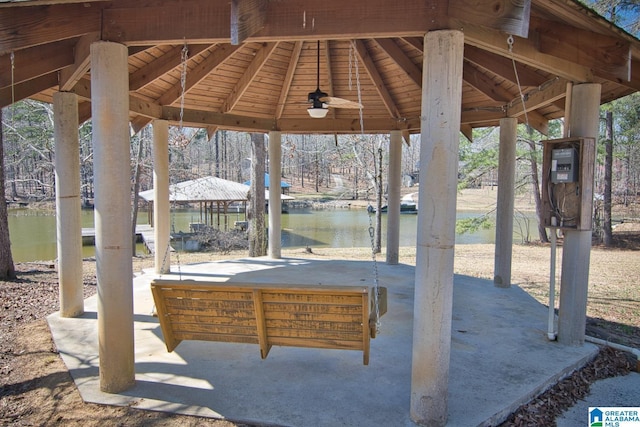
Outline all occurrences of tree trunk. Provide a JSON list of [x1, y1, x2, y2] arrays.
[[248, 133, 266, 257], [374, 148, 383, 253], [0, 109, 16, 279], [527, 138, 549, 243], [603, 111, 614, 246], [214, 130, 220, 177], [131, 130, 145, 256]]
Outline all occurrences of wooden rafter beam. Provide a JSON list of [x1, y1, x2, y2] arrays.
[[353, 39, 399, 118], [130, 115, 152, 135], [0, 71, 58, 107], [158, 43, 241, 106], [532, 17, 631, 82], [59, 32, 99, 91], [0, 38, 74, 89], [463, 61, 514, 103], [78, 101, 92, 125], [449, 0, 530, 38], [129, 94, 164, 119], [69, 77, 91, 100], [518, 109, 549, 135], [275, 41, 302, 119], [402, 129, 411, 146], [206, 126, 219, 140], [399, 37, 423, 56], [222, 42, 277, 113], [460, 105, 548, 135], [276, 116, 421, 133], [456, 19, 594, 83], [625, 58, 640, 91], [0, 0, 108, 8], [102, 0, 444, 45], [323, 40, 337, 120], [506, 77, 567, 119], [0, 2, 102, 54], [461, 107, 504, 125], [129, 44, 212, 91], [460, 124, 473, 142], [374, 38, 422, 88], [162, 105, 276, 132], [231, 0, 267, 45], [463, 45, 545, 88]]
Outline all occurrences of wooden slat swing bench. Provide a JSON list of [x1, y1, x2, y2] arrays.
[[150, 279, 387, 365]]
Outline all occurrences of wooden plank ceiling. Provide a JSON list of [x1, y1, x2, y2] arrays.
[[0, 0, 638, 138]]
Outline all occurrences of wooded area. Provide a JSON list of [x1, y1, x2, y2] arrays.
[[1, 91, 639, 239]]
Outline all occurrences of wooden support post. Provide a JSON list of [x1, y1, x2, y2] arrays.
[[54, 91, 84, 318], [411, 30, 464, 427], [494, 117, 517, 287], [153, 119, 170, 274], [558, 83, 601, 346], [268, 131, 282, 259], [386, 130, 402, 265], [91, 41, 135, 393]]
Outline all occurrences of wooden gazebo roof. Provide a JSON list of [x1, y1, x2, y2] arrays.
[[1, 0, 639, 139]]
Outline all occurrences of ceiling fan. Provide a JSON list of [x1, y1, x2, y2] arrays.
[[307, 41, 362, 118]]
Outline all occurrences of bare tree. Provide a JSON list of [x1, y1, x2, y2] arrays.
[[522, 136, 549, 243], [0, 109, 16, 279], [131, 127, 147, 255], [248, 133, 266, 257], [603, 110, 614, 246]]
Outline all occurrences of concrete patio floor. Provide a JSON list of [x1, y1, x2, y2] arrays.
[[48, 257, 598, 426]]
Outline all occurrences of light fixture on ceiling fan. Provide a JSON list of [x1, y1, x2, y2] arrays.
[[307, 40, 362, 118]]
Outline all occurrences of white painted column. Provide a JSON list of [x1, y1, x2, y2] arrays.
[[386, 130, 402, 265], [493, 117, 517, 288], [91, 41, 135, 393], [558, 83, 601, 346], [53, 91, 83, 318], [410, 30, 464, 427], [153, 120, 170, 274], [268, 131, 282, 259]]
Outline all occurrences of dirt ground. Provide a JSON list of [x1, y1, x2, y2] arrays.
[[1, 203, 638, 426]]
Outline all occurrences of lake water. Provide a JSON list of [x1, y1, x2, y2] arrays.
[[8, 208, 537, 262]]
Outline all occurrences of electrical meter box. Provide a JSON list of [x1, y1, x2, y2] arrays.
[[541, 137, 596, 231], [551, 148, 579, 183]]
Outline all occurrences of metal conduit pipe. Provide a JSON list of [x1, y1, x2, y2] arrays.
[[585, 335, 640, 372]]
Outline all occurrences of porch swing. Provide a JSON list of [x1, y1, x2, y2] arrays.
[[150, 39, 387, 365], [151, 216, 387, 365]]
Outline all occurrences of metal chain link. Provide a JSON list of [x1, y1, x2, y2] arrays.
[[10, 51, 15, 108], [350, 40, 365, 138], [179, 41, 189, 130], [351, 39, 381, 333], [507, 35, 531, 133], [367, 212, 381, 333]]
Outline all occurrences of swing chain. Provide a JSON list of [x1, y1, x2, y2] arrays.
[[179, 40, 189, 130], [367, 211, 381, 334], [507, 35, 531, 134]]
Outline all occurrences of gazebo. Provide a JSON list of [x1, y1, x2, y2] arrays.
[[245, 173, 292, 195], [139, 175, 251, 231], [2, 1, 639, 425]]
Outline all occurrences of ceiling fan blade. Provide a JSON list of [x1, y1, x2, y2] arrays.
[[319, 96, 363, 109]]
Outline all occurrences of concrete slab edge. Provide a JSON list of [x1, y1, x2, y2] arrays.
[[480, 344, 600, 427]]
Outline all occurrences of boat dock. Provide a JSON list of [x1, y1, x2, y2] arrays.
[[82, 225, 159, 254]]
